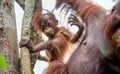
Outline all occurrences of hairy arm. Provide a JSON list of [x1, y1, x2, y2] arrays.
[[19, 39, 57, 53], [68, 14, 84, 43], [32, 41, 54, 53]]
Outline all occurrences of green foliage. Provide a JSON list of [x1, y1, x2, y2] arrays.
[[0, 52, 8, 71], [32, 69, 35, 74]]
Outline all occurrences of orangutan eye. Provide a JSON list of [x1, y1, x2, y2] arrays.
[[48, 23, 52, 27], [42, 24, 46, 29]]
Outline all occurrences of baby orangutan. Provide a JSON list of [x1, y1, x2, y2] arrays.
[[20, 10, 84, 74]]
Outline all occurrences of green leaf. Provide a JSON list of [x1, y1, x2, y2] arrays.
[[32, 69, 35, 74], [0, 52, 8, 71]]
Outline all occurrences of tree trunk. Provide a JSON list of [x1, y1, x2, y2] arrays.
[[20, 0, 35, 74], [0, 0, 19, 74]]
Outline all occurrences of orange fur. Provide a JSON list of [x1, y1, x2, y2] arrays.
[[32, 10, 41, 34]]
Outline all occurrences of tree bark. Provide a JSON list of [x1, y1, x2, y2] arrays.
[[20, 0, 35, 74], [0, 0, 19, 74]]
